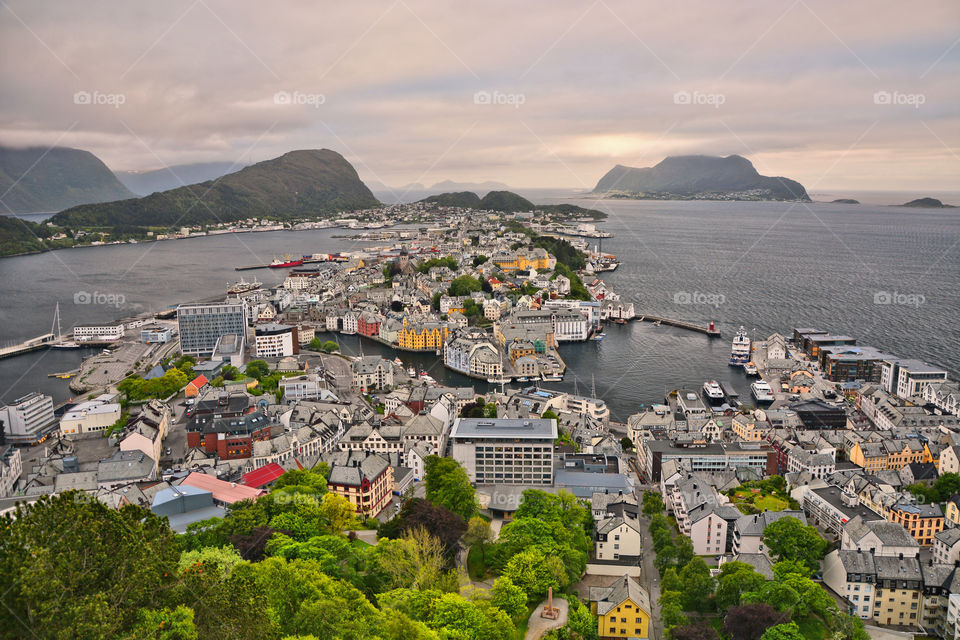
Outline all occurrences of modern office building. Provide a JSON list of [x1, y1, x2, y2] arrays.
[[880, 358, 949, 399], [450, 417, 558, 485], [254, 323, 298, 358], [177, 299, 247, 356], [0, 392, 57, 444], [637, 439, 777, 482]]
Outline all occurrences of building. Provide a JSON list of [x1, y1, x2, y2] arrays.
[[279, 373, 326, 403], [59, 394, 122, 437], [819, 346, 891, 383], [934, 528, 960, 565], [450, 417, 557, 485], [140, 325, 173, 343], [397, 319, 452, 351], [357, 312, 382, 337], [179, 471, 264, 505], [637, 439, 776, 483], [880, 358, 948, 399], [186, 410, 272, 460], [888, 503, 944, 546], [0, 392, 57, 444], [351, 356, 394, 391], [327, 451, 394, 516], [589, 575, 651, 640], [791, 399, 847, 429], [923, 381, 960, 417], [0, 446, 22, 498], [254, 323, 298, 358], [732, 511, 807, 555], [840, 515, 920, 557], [96, 450, 155, 488], [595, 516, 643, 563], [73, 324, 125, 342], [177, 299, 247, 356]]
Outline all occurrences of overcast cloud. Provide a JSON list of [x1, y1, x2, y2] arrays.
[[1, 0, 958, 190]]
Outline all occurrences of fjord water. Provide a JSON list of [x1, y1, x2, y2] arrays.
[[1, 195, 957, 420]]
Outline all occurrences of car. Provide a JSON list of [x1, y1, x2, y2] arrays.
[[165, 447, 172, 455]]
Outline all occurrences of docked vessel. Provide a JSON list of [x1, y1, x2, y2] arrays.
[[541, 372, 563, 382], [743, 362, 759, 376], [591, 332, 606, 341], [227, 277, 263, 294], [729, 326, 751, 366], [50, 341, 81, 350], [269, 254, 304, 268], [702, 380, 725, 405], [751, 380, 774, 404]]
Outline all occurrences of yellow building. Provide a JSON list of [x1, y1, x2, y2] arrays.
[[492, 248, 551, 272], [397, 319, 452, 351], [589, 575, 651, 640], [944, 497, 960, 529], [888, 503, 944, 546], [732, 413, 764, 441], [849, 439, 931, 472]]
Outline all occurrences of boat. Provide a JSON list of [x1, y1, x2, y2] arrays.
[[407, 367, 416, 377], [392, 357, 403, 367], [702, 380, 725, 405], [751, 380, 775, 404], [419, 372, 436, 384], [541, 372, 563, 382], [613, 318, 627, 325], [729, 326, 751, 366], [743, 362, 759, 376], [269, 254, 304, 268], [516, 376, 529, 382], [591, 332, 605, 341], [227, 277, 263, 294], [51, 341, 81, 349]]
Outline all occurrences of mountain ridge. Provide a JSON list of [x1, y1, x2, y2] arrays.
[[115, 161, 243, 196]]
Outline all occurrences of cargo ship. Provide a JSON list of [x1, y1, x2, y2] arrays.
[[269, 254, 304, 268]]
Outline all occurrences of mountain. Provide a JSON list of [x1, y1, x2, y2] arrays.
[[0, 146, 135, 213], [430, 179, 510, 191], [418, 189, 605, 219], [115, 161, 242, 196], [831, 199, 860, 204], [51, 149, 380, 228], [901, 197, 955, 208], [593, 154, 809, 201], [420, 191, 483, 207]]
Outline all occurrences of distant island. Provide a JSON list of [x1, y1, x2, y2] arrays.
[[593, 154, 809, 202], [0, 145, 134, 213], [901, 197, 956, 208], [115, 161, 243, 196], [831, 198, 860, 204], [419, 190, 606, 220]]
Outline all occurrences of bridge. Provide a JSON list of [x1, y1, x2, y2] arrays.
[[0, 333, 57, 359]]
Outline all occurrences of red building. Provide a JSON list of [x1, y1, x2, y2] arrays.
[[358, 312, 381, 337], [186, 410, 271, 460]]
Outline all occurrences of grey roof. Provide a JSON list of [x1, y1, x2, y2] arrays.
[[935, 527, 960, 547], [589, 575, 651, 616], [451, 417, 557, 440], [732, 553, 775, 579], [844, 515, 919, 549], [736, 510, 807, 537], [97, 450, 154, 483], [596, 516, 641, 536], [328, 453, 390, 487], [836, 549, 877, 576], [874, 555, 922, 581]]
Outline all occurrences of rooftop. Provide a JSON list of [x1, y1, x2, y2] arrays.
[[451, 417, 558, 440]]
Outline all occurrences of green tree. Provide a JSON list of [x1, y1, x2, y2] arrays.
[[661, 567, 682, 593], [448, 275, 482, 297], [642, 491, 665, 516], [491, 576, 528, 618], [424, 456, 478, 521], [317, 492, 356, 536], [679, 557, 715, 612], [274, 469, 328, 493], [760, 622, 804, 640], [502, 548, 567, 601], [541, 410, 560, 421], [125, 606, 198, 640], [0, 492, 178, 638], [762, 517, 828, 573], [463, 516, 494, 560], [245, 360, 271, 381], [715, 562, 766, 610]]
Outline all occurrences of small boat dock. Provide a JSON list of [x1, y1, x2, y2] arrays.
[[637, 315, 722, 337]]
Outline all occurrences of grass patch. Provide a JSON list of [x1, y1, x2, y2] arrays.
[[468, 544, 491, 580], [350, 537, 373, 549], [795, 615, 829, 639], [754, 495, 790, 511], [513, 603, 538, 640]]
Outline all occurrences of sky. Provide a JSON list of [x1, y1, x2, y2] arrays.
[[1, 0, 958, 191]]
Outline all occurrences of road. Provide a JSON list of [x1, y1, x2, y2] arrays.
[[633, 479, 663, 640]]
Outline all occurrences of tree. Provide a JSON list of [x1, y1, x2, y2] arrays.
[[762, 517, 828, 573], [675, 535, 695, 567], [448, 275, 482, 297], [722, 604, 790, 640], [679, 557, 715, 612], [541, 410, 560, 421], [244, 359, 271, 381], [274, 469, 328, 493], [642, 491, 665, 516], [830, 612, 870, 640], [463, 516, 494, 560], [715, 562, 767, 610], [661, 567, 682, 593], [620, 436, 634, 451], [502, 548, 567, 600], [472, 255, 488, 267], [126, 606, 198, 640], [491, 576, 527, 618], [365, 528, 457, 592], [424, 456, 477, 521], [759, 622, 804, 640], [0, 492, 179, 638], [317, 492, 356, 535], [669, 624, 719, 640]]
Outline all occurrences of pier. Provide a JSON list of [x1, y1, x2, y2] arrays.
[[636, 315, 721, 337], [0, 333, 56, 359]]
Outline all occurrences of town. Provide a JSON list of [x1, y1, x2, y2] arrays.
[[2, 209, 959, 640]]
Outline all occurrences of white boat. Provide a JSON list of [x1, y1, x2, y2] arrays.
[[751, 380, 774, 404], [419, 372, 436, 384], [702, 380, 725, 405], [51, 341, 81, 349], [591, 332, 605, 341], [541, 372, 563, 382], [407, 367, 416, 377], [393, 357, 403, 367], [743, 362, 759, 376], [730, 326, 751, 366]]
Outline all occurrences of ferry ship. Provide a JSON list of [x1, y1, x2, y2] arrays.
[[227, 277, 262, 294], [702, 380, 725, 405], [751, 380, 774, 404], [729, 326, 751, 366], [269, 254, 304, 268]]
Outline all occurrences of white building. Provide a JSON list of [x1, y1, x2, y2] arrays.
[[351, 357, 394, 391], [924, 382, 960, 417], [552, 310, 589, 342], [73, 324, 125, 341], [0, 446, 22, 498], [280, 373, 325, 403], [0, 392, 57, 444], [880, 358, 948, 399], [59, 394, 122, 437], [254, 323, 297, 358], [450, 417, 557, 485], [595, 516, 643, 562], [140, 325, 173, 343]]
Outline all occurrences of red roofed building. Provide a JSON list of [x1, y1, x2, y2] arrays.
[[242, 462, 286, 489], [358, 312, 381, 338], [180, 472, 264, 505], [185, 375, 209, 398]]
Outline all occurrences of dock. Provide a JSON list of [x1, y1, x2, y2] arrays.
[[637, 315, 721, 337], [235, 264, 270, 271], [0, 333, 56, 360]]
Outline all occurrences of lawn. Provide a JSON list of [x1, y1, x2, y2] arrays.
[[728, 480, 799, 515], [795, 615, 829, 639], [754, 495, 791, 511]]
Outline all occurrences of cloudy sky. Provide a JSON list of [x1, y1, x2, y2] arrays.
[[1, 0, 958, 191]]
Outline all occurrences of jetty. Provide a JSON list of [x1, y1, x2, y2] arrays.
[[637, 315, 721, 337], [0, 333, 56, 360]]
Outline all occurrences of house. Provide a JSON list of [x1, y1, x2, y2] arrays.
[[594, 516, 643, 563], [326, 451, 394, 517], [732, 511, 807, 555], [185, 375, 209, 398], [945, 495, 960, 529], [59, 394, 122, 437], [887, 502, 944, 546], [589, 575, 651, 640], [934, 528, 960, 565], [351, 356, 394, 391], [840, 515, 919, 557], [241, 462, 287, 489]]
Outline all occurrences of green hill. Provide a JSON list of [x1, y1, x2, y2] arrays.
[[902, 197, 955, 208], [419, 189, 605, 219], [477, 190, 536, 212], [0, 146, 134, 213], [51, 149, 380, 228], [420, 191, 482, 207]]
